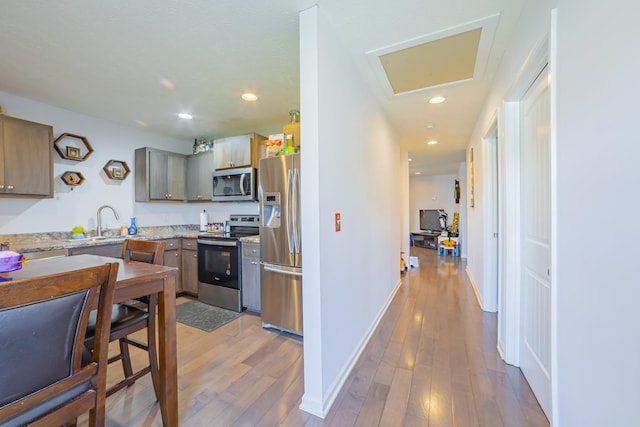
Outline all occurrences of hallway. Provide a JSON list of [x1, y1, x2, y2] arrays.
[[322, 247, 549, 426], [79, 247, 549, 426]]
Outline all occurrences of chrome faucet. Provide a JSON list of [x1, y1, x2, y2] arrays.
[[97, 205, 119, 237]]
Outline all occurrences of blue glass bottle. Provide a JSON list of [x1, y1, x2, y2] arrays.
[[128, 217, 138, 235]]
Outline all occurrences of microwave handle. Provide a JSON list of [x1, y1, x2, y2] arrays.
[[240, 173, 247, 196]]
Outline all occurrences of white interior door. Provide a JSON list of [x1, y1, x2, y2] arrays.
[[520, 65, 552, 418]]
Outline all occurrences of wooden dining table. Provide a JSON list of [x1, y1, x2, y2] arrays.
[[5, 254, 179, 426]]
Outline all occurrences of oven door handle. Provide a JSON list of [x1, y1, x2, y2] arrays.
[[197, 239, 238, 247]]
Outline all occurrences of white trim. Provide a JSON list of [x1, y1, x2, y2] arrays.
[[498, 30, 550, 368], [482, 119, 498, 313], [498, 100, 522, 366], [549, 8, 559, 426], [301, 277, 404, 418], [466, 265, 485, 310]]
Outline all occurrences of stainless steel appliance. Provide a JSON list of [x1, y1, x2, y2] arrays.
[[212, 167, 257, 202], [197, 214, 259, 312], [259, 153, 302, 335]]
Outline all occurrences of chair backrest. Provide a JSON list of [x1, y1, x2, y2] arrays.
[[121, 239, 166, 265], [0, 262, 119, 427]]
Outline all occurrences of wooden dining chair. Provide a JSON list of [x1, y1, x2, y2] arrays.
[[0, 262, 119, 427], [84, 239, 165, 399]]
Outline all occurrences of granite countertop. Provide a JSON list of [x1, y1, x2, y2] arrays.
[[1, 225, 201, 254], [239, 235, 260, 244]]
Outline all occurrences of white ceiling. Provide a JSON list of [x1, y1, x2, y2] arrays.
[[0, 0, 526, 176]]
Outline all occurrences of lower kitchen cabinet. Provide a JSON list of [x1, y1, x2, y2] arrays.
[[70, 243, 122, 258], [162, 238, 182, 293], [241, 242, 261, 312], [181, 238, 198, 295]]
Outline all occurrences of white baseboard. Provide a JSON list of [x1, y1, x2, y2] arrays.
[[300, 277, 403, 418], [466, 265, 485, 311]]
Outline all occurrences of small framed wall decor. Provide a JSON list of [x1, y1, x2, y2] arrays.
[[66, 146, 81, 159], [53, 133, 94, 161], [103, 160, 130, 180]]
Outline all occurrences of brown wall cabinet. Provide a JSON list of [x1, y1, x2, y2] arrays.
[[213, 133, 266, 170], [135, 147, 186, 202], [186, 151, 214, 202], [0, 115, 53, 198]]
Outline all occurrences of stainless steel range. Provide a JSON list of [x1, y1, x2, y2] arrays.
[[197, 214, 259, 312]]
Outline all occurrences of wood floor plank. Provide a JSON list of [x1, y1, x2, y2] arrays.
[[76, 249, 548, 427], [378, 367, 413, 426]]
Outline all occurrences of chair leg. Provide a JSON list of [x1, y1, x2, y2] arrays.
[[147, 294, 160, 400], [119, 338, 134, 378]]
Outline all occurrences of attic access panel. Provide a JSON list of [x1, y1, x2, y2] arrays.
[[379, 28, 481, 94], [366, 15, 499, 96]]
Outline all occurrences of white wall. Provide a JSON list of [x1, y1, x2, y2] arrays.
[[0, 90, 259, 235], [409, 171, 467, 258], [554, 0, 640, 425], [300, 6, 401, 417], [409, 174, 459, 232]]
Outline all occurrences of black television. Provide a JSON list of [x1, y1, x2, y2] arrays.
[[419, 209, 445, 232]]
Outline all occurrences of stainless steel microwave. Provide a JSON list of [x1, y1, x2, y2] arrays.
[[212, 167, 257, 202]]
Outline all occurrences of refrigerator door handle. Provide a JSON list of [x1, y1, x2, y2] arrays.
[[293, 167, 301, 254], [263, 263, 303, 277], [286, 168, 294, 254]]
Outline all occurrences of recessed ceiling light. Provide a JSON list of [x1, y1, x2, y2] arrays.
[[408, 158, 413, 162], [427, 140, 438, 145], [429, 96, 446, 104], [241, 92, 258, 102], [415, 172, 422, 175], [161, 79, 175, 90], [178, 113, 192, 120]]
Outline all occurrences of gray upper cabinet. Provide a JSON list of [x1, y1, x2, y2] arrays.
[[186, 151, 214, 201], [0, 115, 53, 198], [135, 147, 186, 202], [213, 133, 266, 170]]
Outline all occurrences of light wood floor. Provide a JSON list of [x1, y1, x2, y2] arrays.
[[80, 247, 548, 426]]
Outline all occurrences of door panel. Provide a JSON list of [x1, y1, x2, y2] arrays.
[[259, 155, 294, 266], [521, 65, 552, 418]]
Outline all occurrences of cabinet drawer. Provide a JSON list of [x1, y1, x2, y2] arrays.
[[242, 243, 260, 257], [182, 238, 197, 250], [163, 238, 180, 250]]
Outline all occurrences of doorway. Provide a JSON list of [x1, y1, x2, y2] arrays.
[[497, 29, 553, 423]]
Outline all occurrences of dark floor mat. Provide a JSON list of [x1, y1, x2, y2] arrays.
[[175, 300, 242, 332]]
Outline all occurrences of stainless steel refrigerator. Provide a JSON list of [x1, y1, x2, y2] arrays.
[[258, 153, 302, 335]]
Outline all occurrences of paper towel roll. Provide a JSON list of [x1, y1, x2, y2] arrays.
[[199, 211, 208, 231]]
